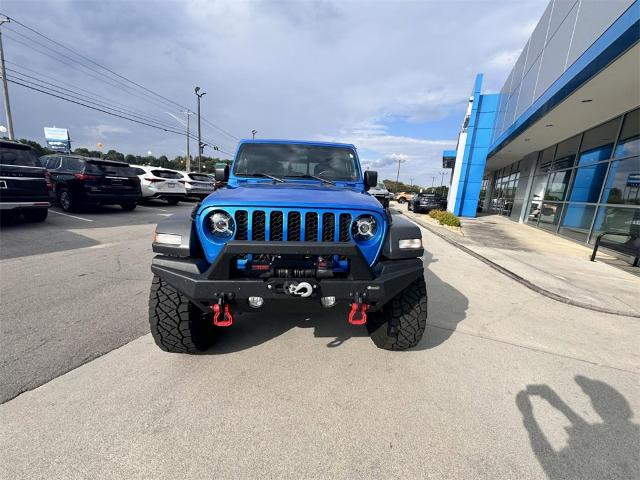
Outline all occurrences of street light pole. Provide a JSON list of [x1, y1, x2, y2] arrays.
[[195, 86, 206, 173], [0, 16, 15, 140], [395, 158, 401, 189], [251, 129, 257, 140]]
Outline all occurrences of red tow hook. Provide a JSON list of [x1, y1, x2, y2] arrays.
[[348, 302, 369, 325], [212, 302, 233, 327]]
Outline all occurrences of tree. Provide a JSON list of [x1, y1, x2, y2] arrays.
[[105, 149, 125, 162], [17, 139, 54, 157]]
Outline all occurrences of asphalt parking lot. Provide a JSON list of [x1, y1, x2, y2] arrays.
[[1, 204, 639, 479], [0, 201, 193, 403]]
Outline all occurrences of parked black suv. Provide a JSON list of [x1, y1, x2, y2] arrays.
[[0, 140, 50, 222], [40, 155, 142, 212], [408, 192, 447, 213]]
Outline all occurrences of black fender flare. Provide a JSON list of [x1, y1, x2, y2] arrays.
[[381, 213, 424, 260], [152, 209, 204, 258]]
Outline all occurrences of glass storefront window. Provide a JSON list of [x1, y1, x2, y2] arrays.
[[578, 117, 620, 166], [538, 202, 563, 231], [536, 147, 555, 175], [567, 162, 609, 203], [553, 135, 580, 170], [601, 157, 640, 205], [615, 108, 639, 158], [544, 169, 571, 201], [559, 204, 596, 242], [591, 206, 640, 246]]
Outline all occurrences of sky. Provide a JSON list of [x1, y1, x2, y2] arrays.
[[1, 0, 548, 185]]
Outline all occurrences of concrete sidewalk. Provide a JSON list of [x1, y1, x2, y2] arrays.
[[402, 209, 640, 317]]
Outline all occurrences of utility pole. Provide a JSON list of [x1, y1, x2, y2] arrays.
[[251, 129, 257, 140], [185, 111, 193, 172], [195, 86, 206, 172], [166, 111, 194, 171], [431, 176, 436, 189], [395, 158, 402, 190], [440, 171, 446, 195], [0, 16, 15, 140]]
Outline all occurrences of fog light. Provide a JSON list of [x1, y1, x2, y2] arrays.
[[248, 296, 264, 308], [399, 238, 422, 249], [321, 296, 336, 308], [154, 232, 182, 245]]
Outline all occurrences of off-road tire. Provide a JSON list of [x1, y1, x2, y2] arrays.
[[367, 277, 427, 350], [121, 202, 137, 211], [23, 208, 48, 222], [166, 198, 180, 206], [149, 275, 217, 353]]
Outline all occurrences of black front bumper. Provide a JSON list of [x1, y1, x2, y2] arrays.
[[151, 241, 424, 311]]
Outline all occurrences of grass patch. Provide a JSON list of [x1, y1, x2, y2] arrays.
[[428, 209, 461, 227]]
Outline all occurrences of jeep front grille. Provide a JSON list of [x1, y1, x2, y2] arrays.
[[233, 209, 353, 242]]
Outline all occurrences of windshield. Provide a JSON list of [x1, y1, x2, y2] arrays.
[[234, 143, 359, 181], [0, 145, 40, 167]]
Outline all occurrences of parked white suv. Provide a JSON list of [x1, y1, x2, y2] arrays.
[[131, 165, 186, 205], [177, 171, 216, 200]]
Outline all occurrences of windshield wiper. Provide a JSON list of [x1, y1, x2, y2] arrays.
[[284, 173, 335, 185], [235, 172, 284, 183]]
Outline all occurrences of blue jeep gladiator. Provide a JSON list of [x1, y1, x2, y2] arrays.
[[149, 140, 427, 351]]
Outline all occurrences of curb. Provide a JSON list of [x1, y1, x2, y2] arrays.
[[406, 213, 640, 319]]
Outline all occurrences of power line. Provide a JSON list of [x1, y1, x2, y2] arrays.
[[2, 13, 239, 154], [7, 70, 185, 132], [8, 78, 233, 157], [4, 16, 188, 111], [5, 61, 185, 127], [4, 19, 242, 142], [2, 31, 182, 114]]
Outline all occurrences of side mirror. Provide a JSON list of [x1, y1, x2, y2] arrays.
[[364, 170, 378, 191], [215, 164, 229, 182]]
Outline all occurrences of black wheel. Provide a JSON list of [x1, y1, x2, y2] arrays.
[[57, 188, 76, 212], [408, 202, 413, 211], [166, 198, 180, 205], [367, 277, 427, 350], [23, 208, 48, 222], [149, 275, 217, 353], [397, 197, 406, 204], [121, 202, 137, 211]]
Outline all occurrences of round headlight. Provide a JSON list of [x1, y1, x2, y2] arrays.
[[351, 214, 377, 241], [208, 210, 235, 238]]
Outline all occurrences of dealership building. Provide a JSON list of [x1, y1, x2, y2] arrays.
[[445, 0, 639, 248]]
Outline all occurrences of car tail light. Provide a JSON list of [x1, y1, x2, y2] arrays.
[[45, 171, 53, 189], [73, 173, 98, 181], [144, 177, 163, 183]]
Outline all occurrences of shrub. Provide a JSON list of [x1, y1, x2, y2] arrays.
[[429, 209, 461, 227]]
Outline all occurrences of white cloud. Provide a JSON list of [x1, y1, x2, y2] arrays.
[[4, 0, 549, 173]]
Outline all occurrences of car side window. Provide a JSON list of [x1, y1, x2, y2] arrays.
[[48, 157, 62, 170], [133, 167, 146, 175]]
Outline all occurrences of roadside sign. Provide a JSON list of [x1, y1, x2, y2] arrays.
[[44, 127, 71, 152]]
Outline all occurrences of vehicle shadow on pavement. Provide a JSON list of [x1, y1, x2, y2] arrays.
[[204, 249, 468, 354], [205, 307, 369, 354], [414, 249, 469, 350], [516, 376, 640, 479]]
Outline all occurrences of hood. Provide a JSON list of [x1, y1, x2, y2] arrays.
[[200, 182, 384, 212]]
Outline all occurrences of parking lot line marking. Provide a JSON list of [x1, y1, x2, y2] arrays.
[[49, 210, 94, 222], [157, 213, 172, 217], [138, 205, 169, 212]]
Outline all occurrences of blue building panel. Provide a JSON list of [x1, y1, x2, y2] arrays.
[[448, 73, 498, 218]]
